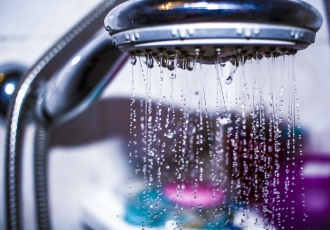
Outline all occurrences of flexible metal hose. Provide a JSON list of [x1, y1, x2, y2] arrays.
[[34, 122, 50, 230], [4, 1, 124, 229]]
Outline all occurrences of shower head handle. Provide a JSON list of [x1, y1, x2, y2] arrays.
[[36, 32, 127, 124]]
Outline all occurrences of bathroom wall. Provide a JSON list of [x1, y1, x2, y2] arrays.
[[0, 0, 330, 229]]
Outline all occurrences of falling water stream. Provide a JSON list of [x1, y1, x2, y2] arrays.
[[126, 53, 302, 230]]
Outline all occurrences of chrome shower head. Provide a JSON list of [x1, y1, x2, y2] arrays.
[[105, 0, 322, 62]]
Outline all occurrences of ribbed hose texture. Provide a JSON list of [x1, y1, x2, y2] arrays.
[[4, 1, 125, 229], [34, 123, 50, 230]]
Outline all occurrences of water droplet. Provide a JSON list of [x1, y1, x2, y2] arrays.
[[170, 73, 176, 79], [147, 56, 154, 68], [130, 56, 137, 65], [149, 151, 155, 157], [226, 75, 233, 84], [167, 131, 174, 139], [218, 112, 231, 125]]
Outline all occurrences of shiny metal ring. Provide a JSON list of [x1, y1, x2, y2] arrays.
[[111, 23, 315, 58]]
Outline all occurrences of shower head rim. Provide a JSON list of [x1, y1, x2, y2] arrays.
[[110, 22, 314, 59]]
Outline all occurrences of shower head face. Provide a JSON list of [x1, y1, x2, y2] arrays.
[[105, 0, 322, 61]]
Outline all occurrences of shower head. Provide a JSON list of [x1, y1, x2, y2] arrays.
[[104, 0, 322, 62]]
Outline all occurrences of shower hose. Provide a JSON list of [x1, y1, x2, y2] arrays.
[[4, 1, 125, 229]]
